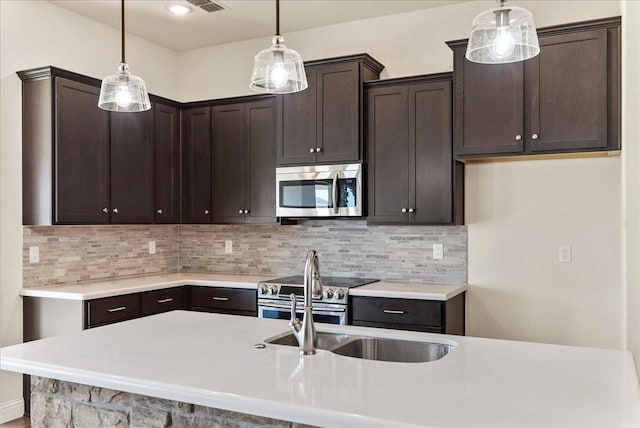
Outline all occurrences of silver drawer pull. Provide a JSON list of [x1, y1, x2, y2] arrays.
[[212, 297, 229, 301], [383, 309, 404, 314], [157, 298, 174, 304], [107, 306, 127, 313]]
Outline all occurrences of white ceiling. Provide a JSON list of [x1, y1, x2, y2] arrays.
[[49, 0, 466, 52]]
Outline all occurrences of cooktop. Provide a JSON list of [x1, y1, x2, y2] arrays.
[[262, 275, 379, 288]]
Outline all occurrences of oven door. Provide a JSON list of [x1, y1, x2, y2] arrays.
[[276, 163, 362, 217], [258, 300, 347, 325]]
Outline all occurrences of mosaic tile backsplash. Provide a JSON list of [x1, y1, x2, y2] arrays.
[[23, 225, 180, 287], [23, 221, 467, 287]]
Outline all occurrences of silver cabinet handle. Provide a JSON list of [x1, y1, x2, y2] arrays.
[[402, 208, 407, 213], [204, 209, 210, 215], [156, 298, 173, 304], [408, 208, 415, 213], [238, 209, 244, 214], [532, 133, 539, 140], [332, 172, 339, 215], [243, 209, 249, 214], [108, 306, 127, 313], [383, 309, 405, 314], [157, 209, 162, 215], [212, 297, 229, 301], [309, 148, 315, 153], [515, 134, 522, 141], [315, 147, 323, 153], [112, 208, 118, 214], [102, 207, 109, 213]]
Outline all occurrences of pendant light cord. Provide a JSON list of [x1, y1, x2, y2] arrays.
[[121, 0, 125, 63], [275, 0, 280, 36]]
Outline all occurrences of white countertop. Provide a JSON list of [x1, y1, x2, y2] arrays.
[[2, 311, 638, 427], [20, 273, 271, 300], [20, 274, 467, 301], [350, 282, 466, 300]]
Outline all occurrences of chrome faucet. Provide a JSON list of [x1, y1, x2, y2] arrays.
[[289, 250, 323, 355]]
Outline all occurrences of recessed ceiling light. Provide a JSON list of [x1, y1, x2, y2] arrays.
[[166, 4, 192, 15]]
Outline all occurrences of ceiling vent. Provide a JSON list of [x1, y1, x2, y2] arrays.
[[186, 0, 225, 13]]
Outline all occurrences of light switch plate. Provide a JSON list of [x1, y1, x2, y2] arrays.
[[225, 240, 233, 254], [148, 241, 156, 255], [559, 245, 572, 263], [433, 244, 443, 260], [29, 246, 39, 263]]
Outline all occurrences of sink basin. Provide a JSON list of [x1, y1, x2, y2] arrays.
[[331, 337, 452, 363], [265, 331, 454, 363], [265, 331, 352, 350]]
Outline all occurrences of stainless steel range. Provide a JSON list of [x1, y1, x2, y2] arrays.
[[257, 275, 379, 325]]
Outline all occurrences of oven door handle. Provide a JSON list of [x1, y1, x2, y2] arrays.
[[332, 172, 339, 215], [258, 302, 346, 313]]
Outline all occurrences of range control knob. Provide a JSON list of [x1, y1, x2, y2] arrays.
[[323, 288, 334, 299], [269, 286, 278, 295], [258, 285, 268, 295], [334, 289, 345, 300]]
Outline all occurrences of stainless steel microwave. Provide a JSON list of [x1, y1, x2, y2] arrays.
[[276, 163, 362, 217]]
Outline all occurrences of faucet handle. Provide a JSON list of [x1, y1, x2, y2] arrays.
[[289, 294, 301, 331]]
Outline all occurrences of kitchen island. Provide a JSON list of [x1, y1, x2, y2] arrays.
[[2, 311, 639, 427]]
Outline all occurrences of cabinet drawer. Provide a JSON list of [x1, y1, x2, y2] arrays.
[[85, 294, 141, 328], [351, 296, 442, 327], [141, 287, 185, 316], [189, 287, 257, 313]]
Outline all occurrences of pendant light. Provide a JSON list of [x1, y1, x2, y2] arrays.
[[466, 0, 540, 64], [98, 0, 151, 112], [250, 0, 308, 94]]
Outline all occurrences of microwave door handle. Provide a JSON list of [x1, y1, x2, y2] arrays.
[[332, 172, 339, 214]]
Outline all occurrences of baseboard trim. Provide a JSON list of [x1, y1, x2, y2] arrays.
[[0, 398, 24, 424]]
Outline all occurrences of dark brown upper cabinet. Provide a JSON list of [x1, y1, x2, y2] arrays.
[[212, 97, 280, 224], [182, 107, 212, 224], [278, 54, 384, 166], [20, 67, 162, 225], [366, 74, 464, 225], [110, 109, 155, 223], [154, 102, 181, 223], [447, 17, 620, 161]]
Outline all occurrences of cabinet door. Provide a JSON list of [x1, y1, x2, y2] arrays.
[[182, 107, 212, 223], [453, 48, 525, 157], [154, 103, 181, 223], [212, 103, 246, 224], [411, 81, 453, 224], [54, 78, 109, 224], [527, 29, 608, 152], [316, 62, 360, 163], [246, 98, 279, 224], [278, 68, 317, 165], [110, 110, 154, 223], [366, 85, 410, 223]]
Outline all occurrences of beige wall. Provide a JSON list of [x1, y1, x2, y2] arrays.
[[0, 1, 178, 421], [1, 0, 636, 422]]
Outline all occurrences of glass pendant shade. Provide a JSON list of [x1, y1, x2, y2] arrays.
[[466, 2, 540, 64], [250, 35, 308, 94], [98, 63, 151, 112]]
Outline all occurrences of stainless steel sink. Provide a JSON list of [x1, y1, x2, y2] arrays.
[[265, 331, 352, 350], [265, 331, 454, 363], [331, 337, 452, 363]]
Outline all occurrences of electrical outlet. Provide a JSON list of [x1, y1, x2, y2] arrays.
[[29, 246, 39, 264], [559, 245, 572, 263], [148, 241, 156, 255], [225, 240, 233, 254], [433, 243, 444, 260]]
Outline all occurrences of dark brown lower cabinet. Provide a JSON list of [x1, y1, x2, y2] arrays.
[[141, 287, 186, 316], [188, 286, 258, 317], [350, 293, 465, 335]]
